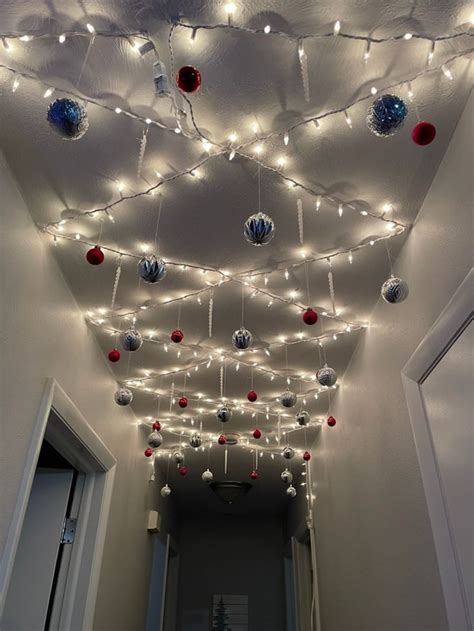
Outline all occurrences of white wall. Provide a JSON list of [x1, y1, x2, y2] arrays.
[[0, 152, 153, 630], [303, 92, 473, 630]]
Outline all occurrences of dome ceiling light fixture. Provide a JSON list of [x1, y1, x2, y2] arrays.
[[210, 481, 252, 504]]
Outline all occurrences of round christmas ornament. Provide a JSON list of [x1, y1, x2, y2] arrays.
[[280, 389, 297, 408], [189, 433, 202, 449], [281, 469, 293, 484], [250, 470, 259, 480], [296, 410, 310, 427], [137, 254, 167, 283], [120, 327, 143, 352], [381, 276, 409, 304], [160, 484, 172, 498], [114, 387, 133, 406], [172, 450, 184, 464], [178, 396, 188, 409], [303, 450, 312, 462], [282, 446, 295, 460], [216, 405, 232, 423], [412, 121, 436, 146], [144, 448, 154, 458], [247, 390, 258, 402], [170, 329, 184, 344], [152, 420, 161, 431], [286, 485, 297, 498], [178, 466, 188, 477], [108, 349, 121, 363], [47, 98, 89, 140], [202, 469, 214, 483], [176, 65, 202, 93], [232, 327, 253, 350], [243, 212, 275, 246], [253, 428, 262, 440], [218, 434, 227, 445], [86, 246, 104, 265], [303, 308, 318, 325], [317, 365, 338, 387], [327, 415, 337, 427], [367, 94, 408, 137], [147, 431, 163, 449]]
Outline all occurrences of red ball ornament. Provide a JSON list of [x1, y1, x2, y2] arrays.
[[179, 466, 188, 477], [108, 349, 121, 363], [144, 448, 154, 458], [170, 329, 184, 344], [303, 308, 318, 325], [176, 65, 202, 93], [411, 121, 436, 146], [303, 451, 312, 461], [152, 421, 161, 431], [327, 415, 337, 427], [86, 246, 104, 265], [218, 435, 227, 445], [250, 470, 258, 480], [253, 428, 262, 439], [247, 390, 258, 402], [178, 396, 188, 408]]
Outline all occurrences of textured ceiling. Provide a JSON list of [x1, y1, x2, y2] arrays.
[[0, 0, 472, 516]]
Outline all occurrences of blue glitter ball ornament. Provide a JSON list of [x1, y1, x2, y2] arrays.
[[138, 254, 167, 283], [381, 276, 409, 304], [232, 326, 253, 350], [47, 98, 89, 140], [120, 327, 143, 352], [367, 94, 408, 137], [244, 212, 275, 246]]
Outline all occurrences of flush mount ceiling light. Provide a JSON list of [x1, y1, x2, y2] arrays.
[[210, 481, 252, 504]]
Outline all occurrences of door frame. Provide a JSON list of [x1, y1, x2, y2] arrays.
[[0, 378, 117, 629], [401, 268, 473, 631]]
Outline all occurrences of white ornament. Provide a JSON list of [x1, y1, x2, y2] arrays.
[[296, 410, 310, 426], [281, 469, 293, 484], [114, 387, 133, 406], [147, 431, 163, 448], [317, 365, 338, 387], [216, 405, 232, 423], [282, 446, 295, 460], [120, 327, 143, 351], [172, 450, 184, 464], [190, 433, 202, 448], [202, 469, 214, 483], [160, 484, 172, 498], [280, 389, 297, 408], [232, 327, 253, 350], [286, 484, 297, 498], [381, 276, 409, 304]]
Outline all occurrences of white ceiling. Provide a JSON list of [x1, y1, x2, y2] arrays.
[[0, 0, 472, 516]]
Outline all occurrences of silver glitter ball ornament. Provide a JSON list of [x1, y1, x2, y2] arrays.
[[137, 254, 167, 283], [190, 433, 202, 449], [280, 389, 297, 408], [114, 388, 133, 406], [286, 485, 297, 498], [282, 446, 295, 460], [160, 484, 172, 498], [216, 405, 232, 423], [296, 410, 310, 426], [172, 450, 184, 464], [317, 365, 338, 387], [243, 212, 275, 246], [281, 469, 293, 484], [120, 327, 143, 352], [147, 431, 163, 449], [232, 327, 253, 350], [381, 276, 409, 304], [202, 469, 214, 483]]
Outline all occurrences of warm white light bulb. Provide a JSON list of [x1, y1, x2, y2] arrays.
[[224, 2, 236, 14], [403, 32, 413, 40], [228, 132, 237, 142], [201, 139, 212, 152], [370, 86, 377, 95], [277, 156, 286, 168], [264, 25, 271, 34], [114, 107, 122, 114], [59, 34, 66, 44], [441, 64, 453, 80], [19, 35, 32, 42], [12, 75, 20, 92], [338, 203, 344, 217], [344, 110, 352, 128], [43, 87, 54, 98], [283, 132, 289, 145], [334, 20, 341, 35], [254, 144, 263, 154], [86, 23, 95, 34], [174, 126, 181, 134]]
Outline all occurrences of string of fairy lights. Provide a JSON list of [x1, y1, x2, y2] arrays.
[[1, 11, 471, 496]]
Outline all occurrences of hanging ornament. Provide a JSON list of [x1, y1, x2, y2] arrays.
[[137, 254, 167, 283], [202, 469, 214, 483], [178, 396, 188, 409], [232, 327, 253, 350], [243, 212, 275, 246], [303, 450, 312, 462], [247, 390, 258, 402], [144, 447, 154, 458], [190, 433, 202, 449], [411, 121, 436, 146], [303, 308, 318, 325], [108, 348, 121, 363], [327, 415, 337, 427], [317, 365, 338, 387], [216, 405, 232, 423], [176, 65, 202, 93], [381, 276, 409, 304], [253, 428, 262, 439], [120, 327, 143, 352], [47, 98, 89, 140], [281, 469, 293, 484], [86, 246, 104, 265], [172, 450, 184, 464], [296, 410, 310, 426], [170, 328, 184, 343], [367, 94, 408, 137], [250, 470, 259, 480], [153, 60, 171, 97], [282, 446, 295, 460], [160, 484, 172, 498], [152, 420, 162, 431], [218, 435, 227, 445], [114, 387, 133, 406], [147, 431, 163, 449], [280, 389, 297, 408], [286, 485, 297, 498], [178, 466, 188, 477]]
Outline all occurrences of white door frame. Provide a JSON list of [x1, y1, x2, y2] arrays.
[[0, 378, 117, 629], [402, 268, 473, 631]]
